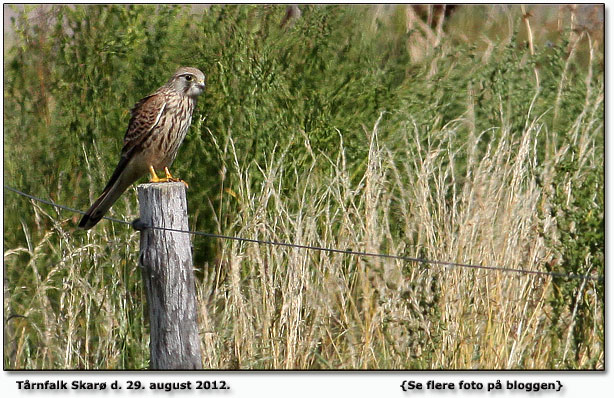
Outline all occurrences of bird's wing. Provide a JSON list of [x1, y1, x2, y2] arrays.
[[87, 93, 168, 210], [121, 92, 168, 156]]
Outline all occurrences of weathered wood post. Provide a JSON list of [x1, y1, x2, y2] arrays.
[[136, 182, 202, 369]]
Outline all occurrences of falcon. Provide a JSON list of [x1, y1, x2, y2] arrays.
[[79, 67, 205, 230]]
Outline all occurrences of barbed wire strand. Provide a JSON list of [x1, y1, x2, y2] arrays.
[[4, 185, 603, 282]]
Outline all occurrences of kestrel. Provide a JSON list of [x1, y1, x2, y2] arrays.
[[78, 67, 206, 230]]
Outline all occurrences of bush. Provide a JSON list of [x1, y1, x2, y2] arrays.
[[4, 4, 603, 369]]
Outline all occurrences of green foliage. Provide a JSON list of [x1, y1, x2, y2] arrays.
[[541, 142, 604, 367], [4, 4, 603, 369]]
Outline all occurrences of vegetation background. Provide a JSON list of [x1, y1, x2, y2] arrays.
[[3, 4, 604, 369]]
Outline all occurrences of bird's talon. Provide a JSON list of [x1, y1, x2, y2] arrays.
[[148, 166, 188, 187], [148, 166, 163, 183], [164, 167, 188, 188]]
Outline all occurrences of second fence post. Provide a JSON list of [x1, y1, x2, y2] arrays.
[[137, 182, 202, 369]]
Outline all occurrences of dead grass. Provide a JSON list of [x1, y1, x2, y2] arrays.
[[4, 104, 603, 369], [3, 4, 603, 370]]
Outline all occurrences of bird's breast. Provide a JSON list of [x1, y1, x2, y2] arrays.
[[141, 96, 194, 169]]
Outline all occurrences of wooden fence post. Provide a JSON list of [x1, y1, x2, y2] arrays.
[[136, 182, 202, 369]]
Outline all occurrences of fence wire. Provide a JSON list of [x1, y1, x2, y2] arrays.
[[4, 185, 603, 282]]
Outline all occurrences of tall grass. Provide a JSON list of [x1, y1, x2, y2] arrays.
[[4, 4, 603, 369]]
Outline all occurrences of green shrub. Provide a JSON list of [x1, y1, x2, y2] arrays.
[[4, 4, 603, 369]]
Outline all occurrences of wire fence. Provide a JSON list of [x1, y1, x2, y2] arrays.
[[4, 185, 604, 282]]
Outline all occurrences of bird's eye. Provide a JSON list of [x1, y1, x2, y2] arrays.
[[184, 75, 193, 81]]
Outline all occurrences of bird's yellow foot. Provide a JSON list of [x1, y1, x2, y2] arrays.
[[163, 167, 189, 188], [148, 166, 189, 188]]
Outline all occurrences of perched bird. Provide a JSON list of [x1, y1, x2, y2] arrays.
[[78, 67, 206, 230]]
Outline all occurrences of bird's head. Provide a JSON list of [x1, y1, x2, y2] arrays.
[[169, 67, 206, 99]]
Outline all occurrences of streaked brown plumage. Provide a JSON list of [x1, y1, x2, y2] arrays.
[[79, 67, 206, 230]]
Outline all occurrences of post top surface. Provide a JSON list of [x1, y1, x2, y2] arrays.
[[137, 182, 187, 190]]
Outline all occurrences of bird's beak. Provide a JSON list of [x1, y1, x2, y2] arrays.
[[197, 80, 205, 90]]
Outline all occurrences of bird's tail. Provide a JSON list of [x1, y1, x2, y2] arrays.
[[78, 160, 135, 230]]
